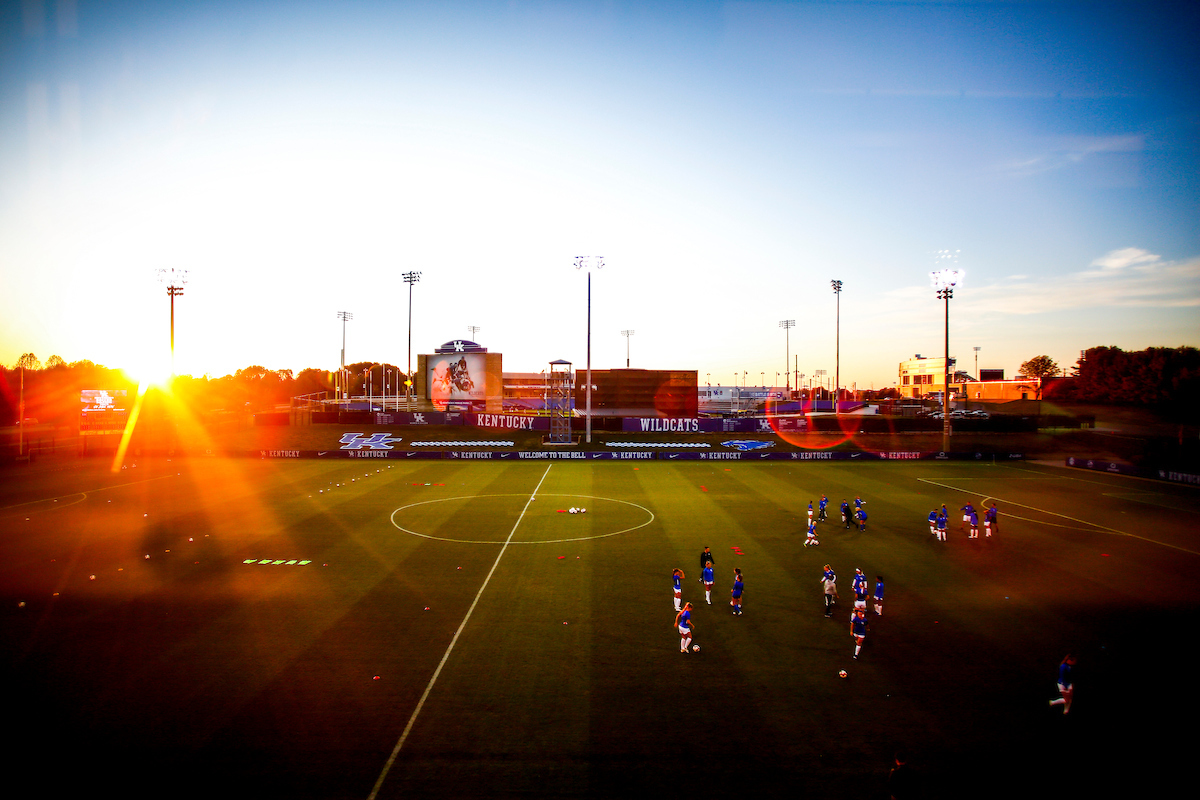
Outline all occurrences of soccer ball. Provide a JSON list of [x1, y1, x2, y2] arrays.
[[692, 644, 700, 652], [839, 669, 848, 678], [569, 507, 577, 514], [580, 508, 586, 513]]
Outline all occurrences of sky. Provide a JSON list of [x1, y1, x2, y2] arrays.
[[1, 0, 1197, 390]]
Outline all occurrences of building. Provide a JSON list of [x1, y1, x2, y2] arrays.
[[898, 355, 963, 399]]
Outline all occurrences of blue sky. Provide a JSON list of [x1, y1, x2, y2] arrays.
[[1, 0, 1196, 389]]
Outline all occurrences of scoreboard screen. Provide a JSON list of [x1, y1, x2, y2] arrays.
[[80, 390, 130, 436]]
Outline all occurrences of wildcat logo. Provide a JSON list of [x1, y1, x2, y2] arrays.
[[721, 440, 775, 451], [339, 433, 404, 450]]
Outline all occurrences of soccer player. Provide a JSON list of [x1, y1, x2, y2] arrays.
[[969, 508, 980, 539], [822, 565, 838, 617], [699, 547, 714, 581], [850, 608, 869, 659], [935, 509, 948, 542], [873, 575, 884, 616], [1049, 654, 1076, 714], [840, 500, 851, 528], [804, 519, 819, 547], [927, 509, 939, 536], [852, 568, 868, 611], [730, 568, 744, 615], [807, 501, 814, 525], [854, 496, 865, 512], [702, 562, 715, 604], [960, 502, 975, 534], [984, 503, 998, 537], [672, 568, 685, 611], [675, 603, 695, 653], [818, 494, 829, 521], [854, 506, 867, 532]]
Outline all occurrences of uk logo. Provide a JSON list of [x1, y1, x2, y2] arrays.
[[721, 440, 774, 451], [339, 433, 403, 450]]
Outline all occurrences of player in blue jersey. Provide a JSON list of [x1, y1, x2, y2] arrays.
[[854, 506, 867, 532], [935, 509, 948, 542], [808, 501, 814, 525], [850, 608, 869, 659], [822, 565, 838, 617], [928, 509, 939, 536], [960, 502, 975, 534], [818, 495, 829, 521], [968, 508, 980, 539], [672, 568, 685, 611], [984, 503, 998, 538], [852, 568, 868, 611], [854, 496, 865, 512], [804, 519, 819, 547], [1049, 653, 1075, 714], [702, 563, 715, 604], [873, 575, 884, 616], [730, 568, 744, 615], [675, 603, 695, 653], [840, 500, 851, 528]]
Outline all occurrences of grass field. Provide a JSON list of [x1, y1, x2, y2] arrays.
[[2, 455, 1197, 798]]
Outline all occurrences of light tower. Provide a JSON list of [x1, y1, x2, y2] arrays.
[[468, 325, 481, 340], [621, 329, 635, 368], [403, 271, 421, 410], [831, 280, 842, 411], [574, 255, 604, 443], [931, 251, 963, 453], [779, 320, 795, 394], [337, 311, 353, 399], [157, 268, 188, 376]]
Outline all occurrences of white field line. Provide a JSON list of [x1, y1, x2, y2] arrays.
[[917, 477, 1200, 557], [368, 463, 554, 800], [0, 473, 177, 512]]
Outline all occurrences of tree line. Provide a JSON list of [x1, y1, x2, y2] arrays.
[[0, 357, 408, 428]]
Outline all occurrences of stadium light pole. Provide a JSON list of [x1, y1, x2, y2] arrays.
[[336, 311, 353, 399], [621, 329, 634, 368], [779, 320, 795, 394], [574, 256, 604, 443], [931, 254, 963, 453], [403, 272, 421, 411], [468, 325, 481, 341], [831, 280, 842, 412], [157, 268, 188, 376]]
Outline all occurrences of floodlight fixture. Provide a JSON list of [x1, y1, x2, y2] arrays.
[[574, 256, 605, 443], [400, 272, 421, 409], [930, 252, 963, 450], [157, 268, 189, 375], [779, 320, 795, 392]]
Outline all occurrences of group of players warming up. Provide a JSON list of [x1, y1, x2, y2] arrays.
[[673, 547, 745, 653], [927, 501, 1000, 541], [803, 494, 869, 547]]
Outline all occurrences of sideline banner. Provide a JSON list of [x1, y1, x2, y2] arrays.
[[257, 448, 1024, 461]]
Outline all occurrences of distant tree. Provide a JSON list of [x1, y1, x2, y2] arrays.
[[16, 353, 41, 370], [45, 355, 66, 369], [1066, 346, 1200, 409], [1019, 355, 1060, 379]]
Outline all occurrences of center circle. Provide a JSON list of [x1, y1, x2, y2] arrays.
[[389, 493, 656, 544]]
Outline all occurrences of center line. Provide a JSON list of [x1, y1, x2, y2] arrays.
[[368, 463, 553, 800]]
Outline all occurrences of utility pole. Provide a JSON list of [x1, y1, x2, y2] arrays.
[[621, 329, 635, 368]]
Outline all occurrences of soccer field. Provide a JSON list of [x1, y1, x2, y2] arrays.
[[2, 456, 1197, 798]]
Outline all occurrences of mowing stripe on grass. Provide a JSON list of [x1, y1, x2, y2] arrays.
[[918, 477, 1200, 557], [368, 463, 554, 800]]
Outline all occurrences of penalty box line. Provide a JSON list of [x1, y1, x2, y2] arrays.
[[917, 477, 1200, 557], [368, 463, 554, 800]]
